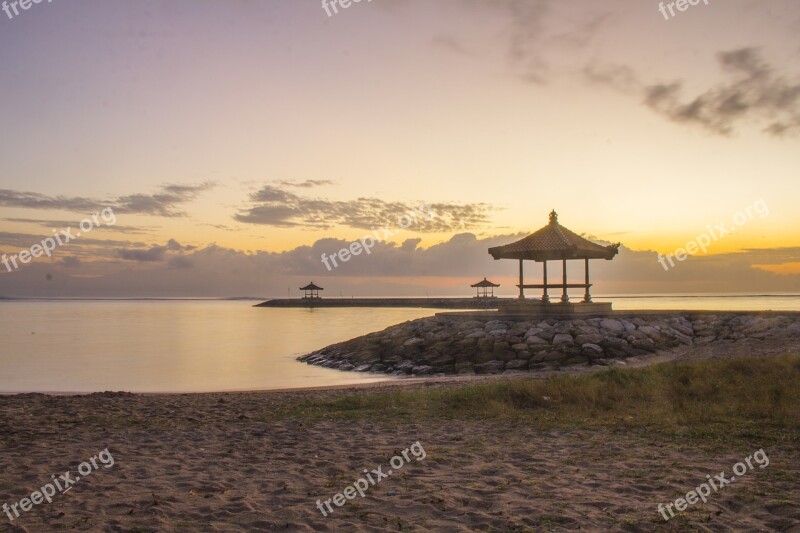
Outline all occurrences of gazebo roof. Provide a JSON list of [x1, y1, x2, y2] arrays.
[[300, 282, 324, 291], [488, 211, 619, 262], [471, 277, 500, 288]]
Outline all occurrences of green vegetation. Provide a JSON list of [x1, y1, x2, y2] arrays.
[[268, 355, 800, 445]]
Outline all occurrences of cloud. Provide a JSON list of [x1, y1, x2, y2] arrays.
[[432, 34, 473, 56], [60, 256, 82, 268], [586, 48, 800, 137], [117, 239, 195, 263], [3, 218, 154, 235], [0, 190, 99, 212], [458, 0, 609, 84], [3, 231, 800, 298], [0, 182, 214, 217], [114, 183, 215, 217], [276, 179, 335, 188], [234, 184, 494, 232]]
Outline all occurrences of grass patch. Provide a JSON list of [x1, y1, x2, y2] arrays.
[[265, 355, 800, 444]]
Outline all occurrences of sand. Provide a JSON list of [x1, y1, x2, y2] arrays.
[[0, 340, 798, 532]]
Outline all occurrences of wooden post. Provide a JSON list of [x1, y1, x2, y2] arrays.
[[584, 258, 592, 303], [518, 259, 524, 299], [561, 259, 569, 303], [542, 261, 549, 303]]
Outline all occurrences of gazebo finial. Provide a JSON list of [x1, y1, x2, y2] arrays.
[[549, 210, 558, 225]]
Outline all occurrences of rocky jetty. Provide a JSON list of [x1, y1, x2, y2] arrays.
[[298, 313, 800, 376]]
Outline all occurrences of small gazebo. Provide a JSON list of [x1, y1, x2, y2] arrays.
[[488, 211, 619, 304], [470, 277, 500, 298], [300, 282, 323, 299]]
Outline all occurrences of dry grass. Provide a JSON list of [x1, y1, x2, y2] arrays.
[[265, 355, 800, 446]]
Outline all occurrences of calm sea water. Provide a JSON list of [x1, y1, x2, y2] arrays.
[[1, 295, 798, 393]]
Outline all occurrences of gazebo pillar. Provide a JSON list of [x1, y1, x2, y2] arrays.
[[584, 258, 592, 303], [561, 259, 569, 303], [518, 259, 524, 299], [542, 260, 550, 303]]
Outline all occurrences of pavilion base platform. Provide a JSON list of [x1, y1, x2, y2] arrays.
[[436, 300, 613, 319]]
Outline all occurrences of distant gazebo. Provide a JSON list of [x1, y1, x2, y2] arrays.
[[300, 282, 323, 299], [470, 277, 500, 298], [488, 211, 619, 304]]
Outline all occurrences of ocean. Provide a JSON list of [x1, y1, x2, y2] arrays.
[[1, 295, 798, 393]]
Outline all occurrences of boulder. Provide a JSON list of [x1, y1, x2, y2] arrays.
[[506, 359, 529, 370], [600, 319, 626, 333], [581, 343, 604, 356], [552, 333, 574, 345], [474, 361, 506, 374]]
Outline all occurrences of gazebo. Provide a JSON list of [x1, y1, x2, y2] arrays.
[[300, 282, 323, 299], [488, 211, 619, 304], [470, 277, 500, 298]]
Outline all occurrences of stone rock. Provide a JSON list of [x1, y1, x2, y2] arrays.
[[637, 325, 661, 339], [530, 351, 563, 363], [575, 334, 604, 345], [581, 343, 604, 355], [552, 333, 574, 345], [411, 365, 434, 375], [526, 336, 549, 345], [506, 359, 529, 370], [474, 361, 506, 374], [472, 351, 497, 363], [454, 361, 474, 372], [511, 343, 529, 352], [788, 322, 800, 336], [478, 338, 494, 352], [403, 337, 424, 347], [600, 319, 626, 333], [395, 361, 415, 374], [493, 341, 511, 352], [355, 364, 373, 372]]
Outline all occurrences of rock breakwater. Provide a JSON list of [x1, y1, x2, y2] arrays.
[[298, 313, 800, 376]]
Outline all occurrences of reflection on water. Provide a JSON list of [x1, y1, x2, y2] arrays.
[[0, 301, 438, 393]]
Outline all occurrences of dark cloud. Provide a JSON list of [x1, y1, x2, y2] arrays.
[[114, 183, 215, 217], [118, 239, 195, 263], [276, 179, 335, 188], [118, 246, 168, 263], [0, 190, 99, 212], [0, 183, 214, 217], [60, 256, 82, 268], [3, 218, 153, 235], [586, 48, 800, 137], [234, 184, 494, 232]]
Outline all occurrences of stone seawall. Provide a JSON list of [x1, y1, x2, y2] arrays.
[[298, 313, 800, 376], [256, 298, 517, 309]]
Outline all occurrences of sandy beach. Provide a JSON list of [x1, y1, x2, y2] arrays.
[[1, 339, 798, 532]]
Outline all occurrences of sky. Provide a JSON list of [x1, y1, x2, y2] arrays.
[[1, 0, 799, 298]]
